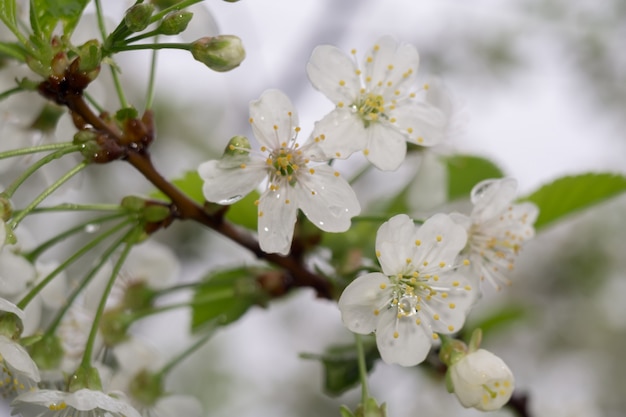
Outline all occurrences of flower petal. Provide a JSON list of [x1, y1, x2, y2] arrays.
[[375, 214, 418, 276], [123, 241, 180, 290], [414, 213, 467, 268], [257, 183, 298, 255], [338, 273, 391, 334], [419, 271, 476, 334], [198, 159, 265, 204], [0, 250, 36, 297], [295, 165, 360, 232], [470, 178, 518, 221], [375, 308, 431, 366], [364, 36, 419, 94], [249, 89, 299, 149], [0, 335, 40, 382], [391, 102, 446, 146], [307, 45, 360, 104], [307, 108, 367, 161], [364, 122, 407, 171]]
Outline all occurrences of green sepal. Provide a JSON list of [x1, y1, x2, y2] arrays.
[[28, 334, 64, 370], [190, 266, 269, 332], [519, 173, 626, 230], [300, 336, 379, 396], [68, 365, 102, 392], [340, 405, 356, 417], [158, 11, 193, 36], [124, 3, 155, 33], [115, 106, 139, 123]]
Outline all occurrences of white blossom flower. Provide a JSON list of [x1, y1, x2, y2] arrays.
[[338, 214, 476, 366], [11, 388, 142, 417], [451, 178, 539, 290], [0, 298, 40, 397], [307, 35, 447, 171], [198, 89, 361, 255], [449, 348, 515, 411]]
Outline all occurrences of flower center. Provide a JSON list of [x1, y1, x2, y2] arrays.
[[353, 93, 386, 126], [268, 146, 306, 186]]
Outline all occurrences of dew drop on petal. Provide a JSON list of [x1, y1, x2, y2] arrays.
[[398, 295, 418, 317], [218, 195, 243, 204]]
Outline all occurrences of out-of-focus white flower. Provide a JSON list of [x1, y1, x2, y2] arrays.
[[451, 178, 539, 290], [449, 348, 514, 411], [338, 214, 476, 366], [0, 298, 40, 397], [110, 339, 203, 417], [198, 89, 360, 255], [11, 388, 142, 417], [307, 36, 447, 171]]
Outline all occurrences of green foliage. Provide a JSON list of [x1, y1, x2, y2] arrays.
[[151, 171, 205, 205], [30, 0, 89, 38], [520, 173, 626, 230], [225, 191, 259, 231], [0, 0, 17, 32], [464, 304, 528, 340], [301, 338, 379, 396], [190, 267, 269, 332], [445, 155, 505, 201]]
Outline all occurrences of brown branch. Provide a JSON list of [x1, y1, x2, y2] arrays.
[[38, 66, 333, 299]]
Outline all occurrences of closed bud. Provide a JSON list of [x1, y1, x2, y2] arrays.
[[158, 11, 193, 35], [29, 335, 63, 370], [77, 39, 102, 74], [0, 195, 12, 221], [190, 35, 245, 72], [125, 3, 155, 32], [448, 349, 515, 411]]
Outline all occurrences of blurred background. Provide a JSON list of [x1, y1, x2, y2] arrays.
[[7, 0, 626, 416]]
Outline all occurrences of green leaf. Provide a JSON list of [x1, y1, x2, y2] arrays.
[[301, 338, 379, 396], [465, 304, 528, 339], [190, 267, 269, 333], [224, 190, 259, 231], [151, 171, 205, 205], [445, 155, 505, 201], [0, 0, 17, 30], [520, 173, 626, 230], [31, 0, 89, 38]]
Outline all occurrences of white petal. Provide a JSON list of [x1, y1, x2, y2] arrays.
[[198, 159, 265, 204], [414, 213, 467, 267], [0, 297, 24, 320], [123, 241, 180, 290], [34, 262, 68, 309], [375, 214, 418, 276], [249, 89, 298, 149], [375, 308, 431, 366], [364, 36, 419, 94], [295, 165, 360, 232], [307, 108, 367, 161], [257, 183, 298, 255], [364, 122, 407, 171], [307, 45, 360, 104], [0, 335, 40, 382], [449, 213, 472, 232], [22, 296, 42, 336], [471, 178, 518, 221], [391, 102, 446, 146], [68, 389, 141, 416], [338, 273, 391, 334], [420, 271, 476, 334], [0, 250, 36, 297]]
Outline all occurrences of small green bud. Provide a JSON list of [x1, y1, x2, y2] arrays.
[[0, 312, 23, 340], [77, 39, 102, 74], [158, 11, 193, 35], [223, 135, 251, 157], [73, 130, 99, 145], [99, 308, 132, 347], [150, 0, 182, 9], [128, 369, 164, 406], [125, 3, 155, 32], [29, 335, 64, 370], [190, 35, 246, 72], [68, 365, 103, 392], [121, 196, 147, 212], [143, 204, 170, 222], [0, 195, 12, 221], [122, 282, 156, 311]]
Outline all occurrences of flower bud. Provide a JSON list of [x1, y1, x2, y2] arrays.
[[158, 11, 193, 35], [190, 35, 245, 72], [29, 335, 63, 370], [448, 349, 514, 411], [125, 3, 155, 32], [0, 195, 12, 222]]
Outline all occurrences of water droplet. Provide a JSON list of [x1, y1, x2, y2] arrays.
[[398, 295, 418, 317], [470, 180, 496, 203], [218, 195, 243, 204], [84, 224, 100, 233]]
